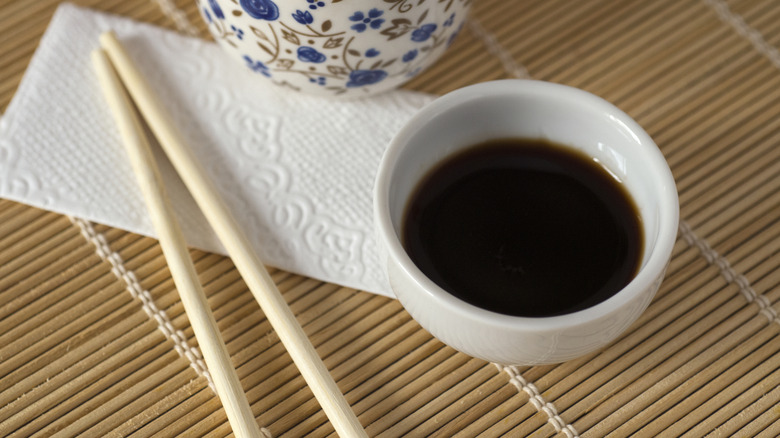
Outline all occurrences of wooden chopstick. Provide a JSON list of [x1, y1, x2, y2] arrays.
[[97, 31, 367, 438], [92, 48, 263, 438]]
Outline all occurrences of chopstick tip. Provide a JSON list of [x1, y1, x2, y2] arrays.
[[99, 30, 119, 49]]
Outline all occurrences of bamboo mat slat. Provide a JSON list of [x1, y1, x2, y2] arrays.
[[1, 0, 779, 437]]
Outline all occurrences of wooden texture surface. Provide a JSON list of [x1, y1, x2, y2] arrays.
[[1, 0, 778, 437]]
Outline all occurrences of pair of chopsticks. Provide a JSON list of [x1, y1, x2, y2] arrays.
[[92, 32, 367, 438]]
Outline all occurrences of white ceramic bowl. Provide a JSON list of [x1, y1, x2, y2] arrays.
[[374, 80, 679, 365], [197, 0, 471, 97]]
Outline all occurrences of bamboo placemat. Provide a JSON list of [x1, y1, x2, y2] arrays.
[[1, 0, 778, 436]]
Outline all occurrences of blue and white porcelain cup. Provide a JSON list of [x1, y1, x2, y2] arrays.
[[198, 0, 472, 97]]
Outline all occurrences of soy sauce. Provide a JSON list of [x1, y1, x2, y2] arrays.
[[402, 138, 643, 317]]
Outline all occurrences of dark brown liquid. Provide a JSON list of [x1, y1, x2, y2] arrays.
[[402, 138, 643, 317]]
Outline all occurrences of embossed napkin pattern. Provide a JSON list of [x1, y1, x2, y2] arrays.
[[0, 3, 435, 296]]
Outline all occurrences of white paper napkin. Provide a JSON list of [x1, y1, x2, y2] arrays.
[[0, 3, 437, 296]]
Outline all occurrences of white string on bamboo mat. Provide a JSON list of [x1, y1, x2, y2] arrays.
[[70, 216, 214, 389], [678, 220, 778, 325], [71, 216, 274, 438], [496, 364, 581, 438], [468, 17, 532, 80], [150, 0, 200, 37], [703, 0, 780, 70]]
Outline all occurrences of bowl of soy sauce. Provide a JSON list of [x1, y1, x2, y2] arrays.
[[374, 80, 678, 365]]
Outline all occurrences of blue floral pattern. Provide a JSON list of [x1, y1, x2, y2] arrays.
[[292, 9, 313, 25], [208, 0, 224, 19], [307, 0, 325, 10], [297, 46, 327, 63], [443, 13, 456, 27], [243, 55, 272, 77], [309, 76, 327, 86], [411, 24, 437, 42], [240, 0, 279, 21], [349, 9, 385, 32], [231, 25, 244, 40], [346, 69, 388, 88], [201, 0, 470, 96]]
